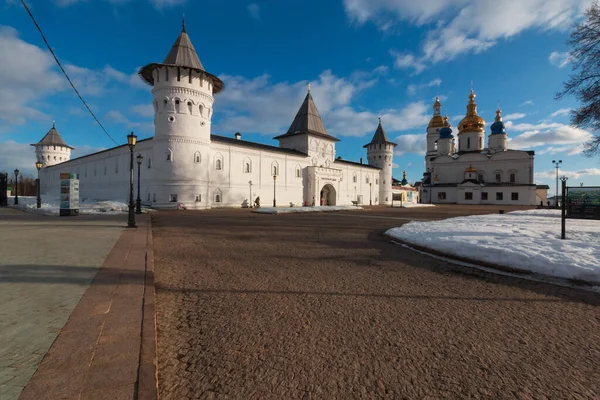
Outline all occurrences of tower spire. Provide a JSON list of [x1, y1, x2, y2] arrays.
[[182, 14, 186, 32]]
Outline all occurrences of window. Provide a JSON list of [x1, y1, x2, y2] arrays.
[[481, 192, 488, 201], [199, 104, 204, 117], [273, 165, 278, 175], [147, 193, 151, 201], [147, 158, 152, 168], [496, 192, 503, 201], [366, 176, 369, 184], [187, 101, 193, 114], [153, 193, 156, 202], [54, 156, 56, 161], [215, 194, 221, 203], [467, 138, 471, 149], [175, 99, 181, 113], [510, 173, 516, 183], [438, 192, 447, 200], [495, 173, 501, 183], [244, 163, 250, 173], [53, 146, 56, 150], [479, 137, 483, 148], [296, 168, 301, 178], [169, 194, 178, 202], [194, 152, 201, 164], [478, 174, 484, 183], [465, 192, 473, 200], [353, 174, 357, 183], [511, 192, 519, 201], [195, 194, 201, 202], [216, 159, 222, 170], [166, 153, 171, 161]]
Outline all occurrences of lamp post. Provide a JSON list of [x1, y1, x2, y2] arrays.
[[13, 169, 19, 205], [552, 160, 562, 208], [273, 175, 277, 207], [136, 153, 143, 214], [249, 180, 253, 208], [369, 182, 372, 205], [127, 132, 137, 228], [560, 175, 568, 239], [35, 161, 42, 208]]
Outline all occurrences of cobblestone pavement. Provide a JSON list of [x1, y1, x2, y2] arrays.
[[153, 205, 600, 399], [0, 208, 124, 400]]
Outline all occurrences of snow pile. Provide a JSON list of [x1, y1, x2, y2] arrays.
[[9, 196, 133, 216], [254, 205, 362, 214], [399, 203, 436, 208], [385, 209, 600, 284]]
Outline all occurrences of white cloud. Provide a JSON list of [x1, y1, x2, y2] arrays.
[[537, 145, 584, 156], [521, 100, 534, 106], [503, 112, 526, 121], [549, 51, 572, 68], [247, 3, 260, 20], [549, 108, 572, 118], [130, 104, 154, 118], [390, 50, 426, 74], [105, 110, 154, 132], [0, 141, 38, 176], [214, 70, 429, 138], [535, 168, 600, 180], [348, 1, 591, 66], [393, 134, 426, 155], [509, 123, 592, 149], [406, 78, 442, 95], [72, 144, 107, 159]]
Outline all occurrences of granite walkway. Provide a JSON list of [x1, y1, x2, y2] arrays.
[[0, 208, 157, 400]]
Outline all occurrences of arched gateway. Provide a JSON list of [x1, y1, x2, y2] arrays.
[[320, 184, 336, 206]]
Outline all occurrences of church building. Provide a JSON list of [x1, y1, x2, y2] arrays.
[[34, 23, 394, 209], [421, 92, 538, 205]]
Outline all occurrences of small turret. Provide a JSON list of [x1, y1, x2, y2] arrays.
[[437, 116, 455, 155], [426, 97, 444, 158], [30, 122, 73, 167], [365, 118, 396, 205], [488, 108, 508, 153]]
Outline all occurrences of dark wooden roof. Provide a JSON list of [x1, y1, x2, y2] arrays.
[[274, 91, 339, 142], [31, 124, 73, 149], [364, 120, 396, 148]]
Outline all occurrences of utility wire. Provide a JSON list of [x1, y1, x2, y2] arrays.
[[20, 0, 120, 146]]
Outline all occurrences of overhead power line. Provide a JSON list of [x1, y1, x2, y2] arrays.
[[20, 0, 119, 146]]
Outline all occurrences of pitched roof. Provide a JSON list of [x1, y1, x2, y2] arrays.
[[210, 134, 308, 156], [31, 124, 73, 149], [274, 91, 339, 141], [163, 24, 204, 70], [363, 119, 396, 148]]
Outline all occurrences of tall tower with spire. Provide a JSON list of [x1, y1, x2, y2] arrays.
[[426, 97, 444, 156], [488, 108, 508, 153], [457, 90, 486, 152], [364, 118, 396, 205], [30, 122, 73, 167], [138, 21, 223, 208]]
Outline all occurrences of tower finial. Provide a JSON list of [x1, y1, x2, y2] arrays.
[[470, 80, 474, 93], [182, 14, 186, 32], [52, 120, 55, 128], [378, 116, 381, 124], [307, 83, 311, 93]]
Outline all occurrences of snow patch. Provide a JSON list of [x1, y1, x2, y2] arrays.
[[8, 196, 136, 216], [398, 204, 436, 208], [385, 209, 600, 284], [254, 205, 362, 214]]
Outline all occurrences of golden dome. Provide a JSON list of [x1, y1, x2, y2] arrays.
[[428, 96, 445, 128], [465, 163, 477, 173], [458, 90, 486, 134]]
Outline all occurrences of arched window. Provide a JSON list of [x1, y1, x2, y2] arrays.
[[510, 173, 516, 183], [271, 161, 279, 176], [479, 137, 483, 148], [199, 104, 204, 117], [216, 159, 222, 170], [366, 176, 369, 184], [194, 151, 201, 164], [273, 165, 277, 175], [495, 173, 501, 183], [215, 194, 221, 203], [174, 98, 181, 113], [187, 101, 193, 115], [147, 158, 152, 168], [467, 137, 471, 149], [166, 150, 172, 162], [353, 173, 357, 183], [296, 168, 301, 178], [244, 163, 250, 173], [243, 157, 252, 173]]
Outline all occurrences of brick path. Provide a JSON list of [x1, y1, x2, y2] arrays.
[[0, 209, 123, 399], [152, 206, 600, 399]]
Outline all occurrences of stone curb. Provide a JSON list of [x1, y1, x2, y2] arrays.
[[382, 233, 600, 287], [137, 214, 158, 400]]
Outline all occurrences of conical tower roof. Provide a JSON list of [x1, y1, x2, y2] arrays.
[[274, 88, 339, 141], [139, 21, 224, 93], [364, 118, 396, 148], [30, 123, 73, 149]]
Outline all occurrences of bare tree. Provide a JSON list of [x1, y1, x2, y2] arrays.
[[556, 1, 600, 157]]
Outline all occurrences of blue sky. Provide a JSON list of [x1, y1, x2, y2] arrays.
[[1, 0, 598, 195]]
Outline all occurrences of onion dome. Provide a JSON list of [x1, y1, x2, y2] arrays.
[[401, 171, 408, 185], [465, 163, 477, 173], [428, 96, 444, 129], [458, 90, 486, 134], [439, 116, 453, 139], [490, 108, 506, 134]]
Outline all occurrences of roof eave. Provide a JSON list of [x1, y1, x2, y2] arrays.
[[138, 63, 224, 94]]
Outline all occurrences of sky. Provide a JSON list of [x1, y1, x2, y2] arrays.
[[1, 0, 599, 196]]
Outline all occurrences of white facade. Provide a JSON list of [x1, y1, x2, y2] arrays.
[[37, 25, 389, 209], [421, 91, 538, 206]]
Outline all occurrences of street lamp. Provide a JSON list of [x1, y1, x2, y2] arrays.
[[552, 160, 562, 208], [560, 175, 568, 239], [136, 153, 143, 214], [273, 175, 277, 207], [249, 180, 253, 208], [369, 182, 372, 205], [13, 169, 19, 205], [35, 161, 43, 208], [127, 132, 137, 228]]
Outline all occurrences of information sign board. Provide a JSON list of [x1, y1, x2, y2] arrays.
[[59, 173, 80, 216], [566, 186, 600, 220]]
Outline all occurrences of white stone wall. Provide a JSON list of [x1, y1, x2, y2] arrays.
[[34, 144, 71, 168]]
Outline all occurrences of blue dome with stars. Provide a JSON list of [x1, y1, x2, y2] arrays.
[[491, 108, 506, 135]]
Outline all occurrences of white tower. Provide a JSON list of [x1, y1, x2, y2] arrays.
[[425, 97, 444, 170], [138, 20, 224, 209], [365, 118, 396, 205], [488, 108, 508, 153], [457, 90, 486, 152], [30, 123, 73, 167], [437, 116, 455, 155]]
